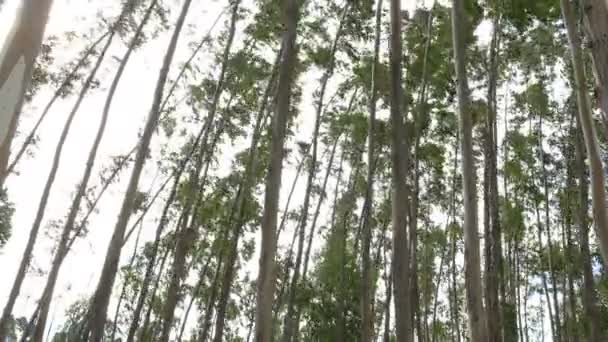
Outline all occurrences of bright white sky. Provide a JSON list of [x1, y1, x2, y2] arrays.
[[0, 0, 556, 340]]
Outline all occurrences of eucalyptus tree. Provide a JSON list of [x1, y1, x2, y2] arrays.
[[360, 1, 382, 340], [0, 0, 54, 188], [83, 0, 193, 339], [451, 0, 486, 340], [253, 0, 301, 339], [388, 0, 412, 340], [561, 0, 608, 267]]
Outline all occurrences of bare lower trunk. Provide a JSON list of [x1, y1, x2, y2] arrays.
[[84, 0, 192, 339], [451, 0, 486, 340]]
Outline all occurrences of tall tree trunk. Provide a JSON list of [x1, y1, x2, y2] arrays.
[[561, 0, 608, 267], [383, 248, 392, 342], [389, 0, 412, 340], [253, 0, 300, 338], [0, 19, 114, 339], [0, 0, 54, 188], [484, 14, 503, 342], [574, 108, 602, 341], [451, 0, 486, 340], [360, 1, 381, 333], [83, 0, 192, 339]]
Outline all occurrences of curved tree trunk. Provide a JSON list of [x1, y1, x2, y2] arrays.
[[451, 0, 486, 340], [0, 0, 54, 188], [253, 0, 300, 338], [83, 0, 192, 339]]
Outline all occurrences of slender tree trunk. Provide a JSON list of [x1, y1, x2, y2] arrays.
[[253, 0, 300, 339], [574, 111, 602, 341], [198, 255, 223, 342], [451, 0, 486, 340], [361, 0, 380, 323], [561, 0, 608, 267], [83, 0, 192, 339], [139, 246, 172, 341], [0, 0, 54, 188], [484, 14, 502, 342], [0, 20, 114, 339], [383, 251, 392, 342], [389, 0, 412, 340]]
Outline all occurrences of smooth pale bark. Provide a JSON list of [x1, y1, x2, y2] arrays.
[[389, 0, 412, 340], [573, 111, 602, 340], [0, 0, 54, 188], [361, 2, 382, 341], [580, 0, 608, 132], [451, 0, 486, 340], [0, 23, 113, 339], [561, 0, 608, 266], [252, 0, 300, 339], [83, 0, 192, 339], [409, 9, 433, 341]]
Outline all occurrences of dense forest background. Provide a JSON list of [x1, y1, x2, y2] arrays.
[[0, 0, 608, 341]]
